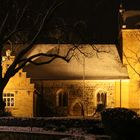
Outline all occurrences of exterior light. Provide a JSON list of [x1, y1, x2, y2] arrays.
[[122, 25, 126, 29]]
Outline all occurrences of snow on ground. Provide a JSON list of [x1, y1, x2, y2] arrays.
[[0, 126, 111, 140]]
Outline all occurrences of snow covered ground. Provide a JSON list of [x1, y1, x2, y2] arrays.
[[0, 126, 111, 140]]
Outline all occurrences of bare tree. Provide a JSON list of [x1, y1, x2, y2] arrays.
[[0, 0, 106, 113], [0, 0, 66, 112]]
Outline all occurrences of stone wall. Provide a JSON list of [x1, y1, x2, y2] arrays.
[[34, 80, 125, 117]]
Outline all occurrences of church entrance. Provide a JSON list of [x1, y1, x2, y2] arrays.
[[72, 102, 83, 116]]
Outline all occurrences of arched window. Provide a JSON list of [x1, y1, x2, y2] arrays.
[[96, 91, 107, 107], [56, 89, 68, 107], [58, 92, 63, 106], [63, 92, 68, 106]]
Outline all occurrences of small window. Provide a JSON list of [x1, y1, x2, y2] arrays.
[[6, 64, 10, 69], [3, 93, 15, 107], [56, 90, 68, 107], [63, 92, 68, 106], [97, 91, 107, 107], [19, 72, 22, 77]]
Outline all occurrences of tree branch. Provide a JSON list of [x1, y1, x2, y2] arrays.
[[14, 49, 74, 74], [14, 0, 64, 65], [14, 45, 77, 74], [124, 52, 140, 77], [2, 4, 28, 44], [0, 13, 9, 37]]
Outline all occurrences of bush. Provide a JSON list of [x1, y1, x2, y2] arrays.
[[101, 108, 138, 121], [0, 117, 106, 135], [55, 125, 67, 132], [0, 111, 12, 117], [101, 108, 140, 140]]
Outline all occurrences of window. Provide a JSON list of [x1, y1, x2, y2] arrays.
[[97, 91, 107, 107], [56, 90, 68, 107], [19, 72, 22, 77], [6, 64, 10, 69], [3, 93, 15, 107]]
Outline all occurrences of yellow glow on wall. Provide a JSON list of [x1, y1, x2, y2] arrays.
[[2, 55, 35, 117], [122, 29, 140, 113]]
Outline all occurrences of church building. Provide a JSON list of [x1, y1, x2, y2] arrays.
[[2, 3, 140, 117], [23, 44, 129, 117]]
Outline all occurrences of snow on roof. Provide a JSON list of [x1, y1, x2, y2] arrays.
[[24, 44, 129, 80]]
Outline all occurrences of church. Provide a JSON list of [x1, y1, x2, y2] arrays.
[[3, 4, 140, 117]]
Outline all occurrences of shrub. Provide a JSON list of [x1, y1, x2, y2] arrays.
[[55, 125, 67, 132], [101, 108, 140, 140], [101, 108, 138, 121], [0, 111, 12, 117]]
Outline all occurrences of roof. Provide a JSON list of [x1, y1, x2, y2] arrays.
[[122, 10, 140, 28], [23, 44, 129, 80]]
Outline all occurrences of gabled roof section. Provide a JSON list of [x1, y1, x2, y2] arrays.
[[24, 44, 129, 80]]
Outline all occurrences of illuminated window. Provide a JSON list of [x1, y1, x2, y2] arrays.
[[97, 91, 107, 106], [56, 90, 68, 107], [3, 93, 15, 107]]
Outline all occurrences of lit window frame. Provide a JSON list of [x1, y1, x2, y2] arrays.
[[96, 90, 107, 107], [3, 92, 15, 108]]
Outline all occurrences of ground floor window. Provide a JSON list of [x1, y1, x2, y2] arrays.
[[97, 90, 107, 107], [3, 93, 15, 107], [56, 89, 68, 107]]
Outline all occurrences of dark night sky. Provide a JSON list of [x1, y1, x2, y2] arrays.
[[44, 0, 140, 44], [123, 0, 140, 10], [1, 0, 140, 44], [51, 0, 121, 44]]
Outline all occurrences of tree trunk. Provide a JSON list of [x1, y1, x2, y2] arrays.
[[0, 76, 10, 113], [0, 89, 5, 113], [0, 52, 7, 113], [0, 80, 6, 113], [0, 52, 5, 112]]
